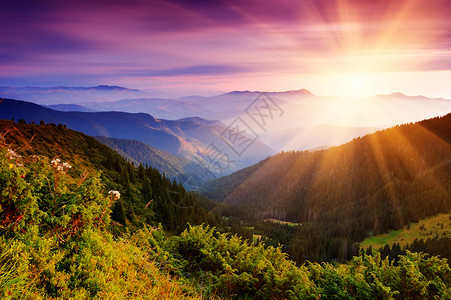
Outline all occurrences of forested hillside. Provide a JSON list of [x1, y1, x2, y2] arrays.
[[204, 114, 451, 262], [94, 136, 211, 188], [0, 120, 219, 233]]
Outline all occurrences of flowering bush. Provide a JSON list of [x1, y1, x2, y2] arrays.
[[50, 158, 72, 173], [0, 144, 193, 299], [0, 148, 114, 238], [108, 190, 121, 200]]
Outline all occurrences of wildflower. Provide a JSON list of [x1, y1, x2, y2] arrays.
[[7, 149, 21, 159], [51, 158, 61, 166], [62, 162, 72, 169], [108, 190, 121, 200], [51, 158, 71, 173], [9, 163, 13, 169]]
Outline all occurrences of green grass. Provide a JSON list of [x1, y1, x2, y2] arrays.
[[361, 212, 451, 251], [264, 218, 302, 226]]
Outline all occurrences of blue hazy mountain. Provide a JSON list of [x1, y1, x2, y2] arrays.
[[0, 98, 275, 175], [45, 104, 97, 112], [0, 85, 150, 105]]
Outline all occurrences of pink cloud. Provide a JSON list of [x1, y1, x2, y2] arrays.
[[0, 0, 450, 93]]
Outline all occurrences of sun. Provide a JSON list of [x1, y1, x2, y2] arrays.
[[350, 77, 366, 95], [342, 73, 372, 98]]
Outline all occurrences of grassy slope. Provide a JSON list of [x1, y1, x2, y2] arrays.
[[264, 218, 302, 226], [361, 212, 451, 250], [0, 120, 123, 178]]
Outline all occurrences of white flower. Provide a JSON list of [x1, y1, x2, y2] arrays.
[[7, 149, 21, 159], [108, 190, 121, 200], [51, 158, 61, 166], [62, 162, 72, 169]]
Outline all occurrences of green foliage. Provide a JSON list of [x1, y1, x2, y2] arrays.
[[0, 142, 196, 299], [0, 148, 112, 238], [171, 225, 318, 299], [307, 252, 451, 300], [378, 236, 451, 264], [143, 223, 451, 300]]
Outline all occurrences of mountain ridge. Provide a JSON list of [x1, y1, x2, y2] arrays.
[[94, 136, 212, 188], [203, 113, 451, 235], [0, 98, 275, 174]]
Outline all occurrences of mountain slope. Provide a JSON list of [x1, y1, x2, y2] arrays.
[[0, 98, 181, 152], [12, 85, 451, 154], [45, 103, 97, 112], [261, 124, 380, 151], [0, 120, 219, 233], [203, 114, 451, 241], [1, 117, 451, 299], [360, 212, 451, 253], [94, 136, 212, 188], [0, 98, 275, 174]]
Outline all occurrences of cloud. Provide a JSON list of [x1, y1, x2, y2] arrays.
[[130, 64, 251, 77], [0, 0, 451, 93]]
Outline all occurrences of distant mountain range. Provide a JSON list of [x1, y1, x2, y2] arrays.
[[45, 104, 96, 112], [2, 85, 451, 153], [80, 98, 202, 119], [0, 85, 149, 104], [0, 98, 275, 177]]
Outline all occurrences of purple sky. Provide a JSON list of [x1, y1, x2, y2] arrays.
[[1, 0, 451, 98]]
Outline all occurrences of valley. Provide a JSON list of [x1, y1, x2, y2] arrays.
[[2, 95, 451, 265], [0, 98, 274, 179]]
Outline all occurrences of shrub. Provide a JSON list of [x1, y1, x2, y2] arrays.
[[0, 144, 195, 299]]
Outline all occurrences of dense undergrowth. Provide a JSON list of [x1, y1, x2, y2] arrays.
[[1, 137, 451, 299]]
